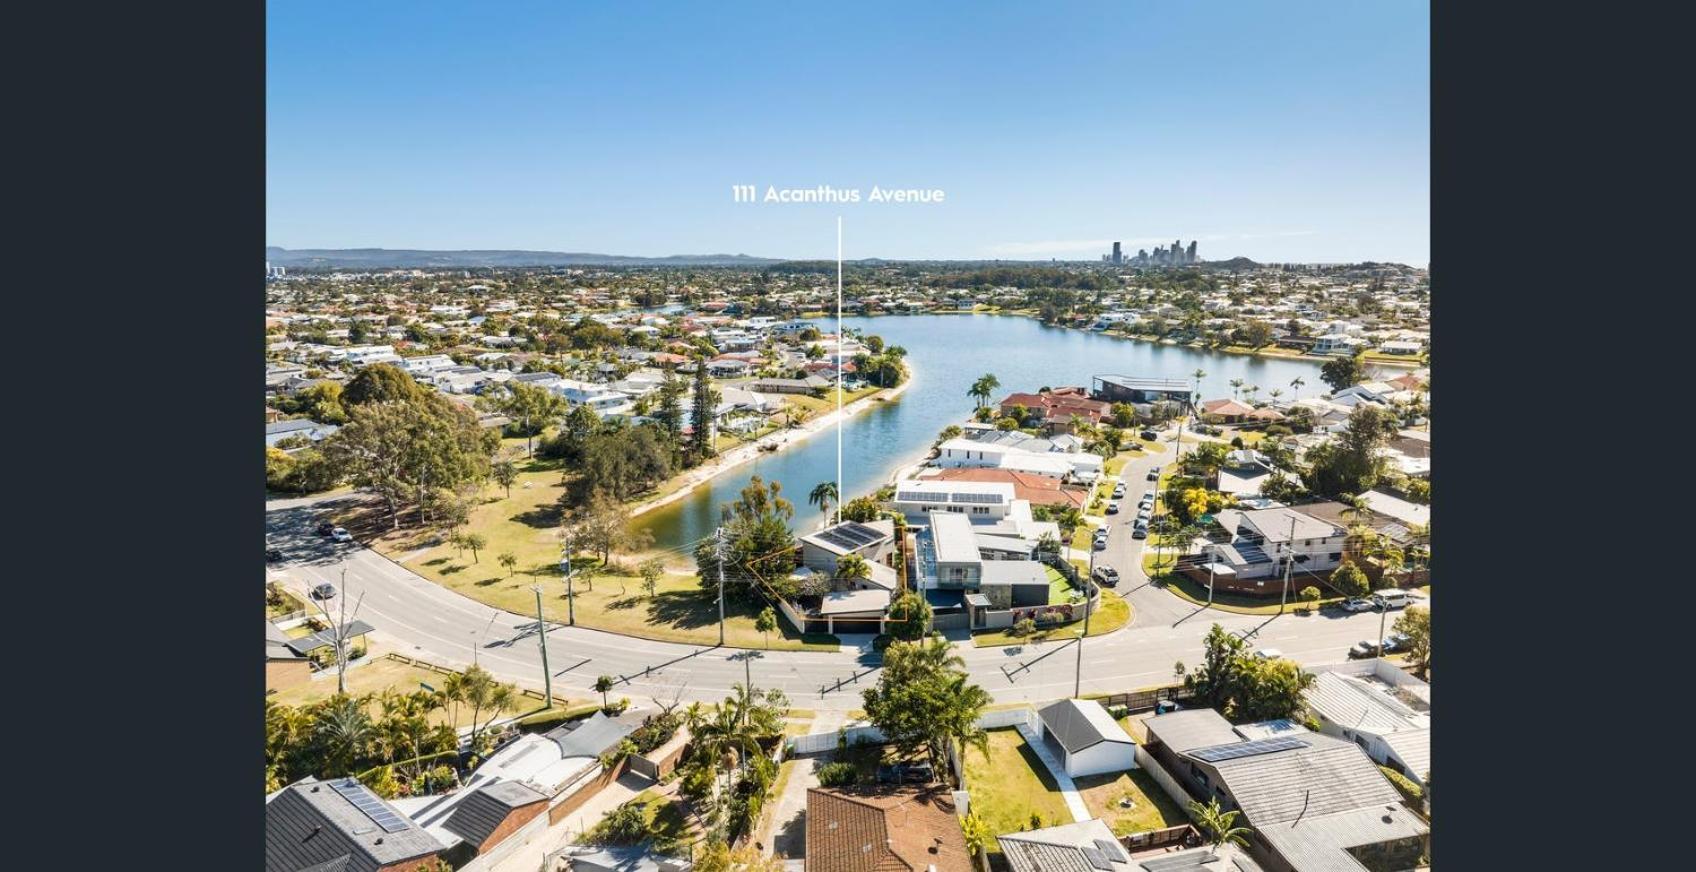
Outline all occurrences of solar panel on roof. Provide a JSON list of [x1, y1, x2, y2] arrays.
[[1082, 845, 1113, 871], [1189, 735, 1310, 763], [895, 491, 932, 502], [1140, 854, 1209, 872], [329, 778, 412, 833], [951, 492, 1002, 504], [1094, 839, 1126, 862]]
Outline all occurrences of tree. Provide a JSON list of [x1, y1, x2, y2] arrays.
[[638, 557, 665, 600], [755, 606, 778, 649], [463, 533, 486, 563], [443, 664, 517, 748], [1393, 605, 1431, 678], [1299, 585, 1322, 613], [1320, 351, 1368, 392], [834, 553, 871, 583], [573, 425, 676, 503], [861, 636, 989, 783], [1290, 376, 1306, 401], [654, 370, 686, 446], [961, 812, 992, 862], [1186, 624, 1250, 710], [808, 480, 839, 527], [343, 364, 426, 406], [595, 675, 615, 709], [491, 459, 518, 498], [968, 373, 1000, 409], [497, 552, 518, 577], [690, 359, 719, 460], [1189, 797, 1253, 855], [887, 591, 932, 641], [693, 476, 797, 601], [693, 842, 786, 872], [838, 495, 882, 523], [1302, 405, 1399, 498], [325, 395, 497, 529], [1331, 557, 1370, 597], [489, 381, 564, 456]]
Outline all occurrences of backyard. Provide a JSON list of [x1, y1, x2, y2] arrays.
[[578, 789, 695, 856], [960, 728, 1074, 851], [972, 588, 1132, 648], [1074, 768, 1191, 837]]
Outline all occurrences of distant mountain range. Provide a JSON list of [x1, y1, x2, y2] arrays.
[[264, 247, 784, 269]]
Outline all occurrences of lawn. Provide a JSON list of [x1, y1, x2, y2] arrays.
[[1075, 768, 1191, 837], [267, 591, 308, 619], [972, 589, 1131, 646], [962, 729, 1074, 849], [267, 656, 535, 729], [1141, 559, 1338, 616], [579, 789, 695, 856], [348, 467, 837, 651]]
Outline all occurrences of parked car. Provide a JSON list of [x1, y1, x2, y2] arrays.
[[311, 582, 337, 600], [877, 761, 934, 784], [1340, 597, 1376, 613], [1112, 483, 1126, 498], [1106, 502, 1120, 515], [1371, 589, 1412, 610], [331, 527, 354, 543], [1253, 648, 1284, 660], [1383, 632, 1412, 652], [266, 548, 285, 562], [1147, 467, 1161, 481], [1093, 537, 1109, 551], [1131, 526, 1148, 540], [1348, 639, 1380, 659], [1092, 566, 1120, 586], [1136, 508, 1152, 522], [315, 521, 336, 536], [1140, 429, 1159, 441]]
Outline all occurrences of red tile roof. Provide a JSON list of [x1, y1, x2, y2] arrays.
[[927, 468, 1089, 509], [805, 787, 971, 872]]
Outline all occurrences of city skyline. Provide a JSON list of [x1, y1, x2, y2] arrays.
[[267, 1, 1430, 265]]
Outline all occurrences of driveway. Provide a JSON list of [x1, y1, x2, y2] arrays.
[[764, 753, 826, 860]]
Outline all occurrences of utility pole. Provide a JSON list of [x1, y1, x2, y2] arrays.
[[533, 585, 553, 707], [561, 532, 576, 626], [715, 526, 727, 646], [1075, 549, 1095, 698], [1280, 516, 1297, 614], [835, 215, 843, 527], [1207, 550, 1217, 608]]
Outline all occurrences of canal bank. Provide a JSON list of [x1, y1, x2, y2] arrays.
[[636, 314, 1327, 551]]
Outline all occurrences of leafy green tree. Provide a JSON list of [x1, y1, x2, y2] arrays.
[[1320, 351, 1368, 392], [755, 606, 778, 649], [1189, 797, 1253, 854], [572, 425, 676, 502], [497, 552, 518, 577], [491, 459, 518, 498], [1393, 605, 1431, 678], [834, 553, 871, 583], [690, 359, 719, 460], [1301, 405, 1400, 498], [343, 364, 426, 406], [595, 675, 615, 709], [693, 476, 798, 601], [654, 369, 687, 447], [463, 533, 486, 563], [887, 591, 932, 640], [838, 495, 882, 523], [488, 381, 564, 456], [638, 557, 665, 600], [1299, 585, 1322, 613], [861, 636, 990, 784], [1331, 557, 1370, 597], [808, 480, 839, 527]]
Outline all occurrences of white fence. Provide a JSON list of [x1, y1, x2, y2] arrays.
[[1133, 744, 1195, 811], [786, 706, 1037, 756]]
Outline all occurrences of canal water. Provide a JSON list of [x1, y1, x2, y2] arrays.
[[635, 313, 1323, 551]]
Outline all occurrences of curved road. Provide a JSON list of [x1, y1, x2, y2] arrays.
[[265, 444, 1399, 712]]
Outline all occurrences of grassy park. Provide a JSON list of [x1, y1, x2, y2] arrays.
[[268, 655, 534, 730]]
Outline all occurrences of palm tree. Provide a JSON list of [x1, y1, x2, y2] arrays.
[[1268, 388, 1283, 405], [967, 373, 1001, 409], [785, 405, 811, 431], [1189, 798, 1253, 856], [316, 695, 374, 777], [1290, 376, 1305, 402], [594, 675, 615, 709], [808, 480, 839, 527], [1229, 378, 1244, 400]]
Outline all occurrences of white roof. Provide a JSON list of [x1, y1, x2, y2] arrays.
[[817, 588, 892, 616], [894, 480, 1014, 505], [927, 512, 981, 564], [1360, 489, 1429, 526]]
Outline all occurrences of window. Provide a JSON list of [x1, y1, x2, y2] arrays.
[[1329, 552, 1341, 560]]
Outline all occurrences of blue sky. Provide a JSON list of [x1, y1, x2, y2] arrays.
[[267, 2, 1428, 265]]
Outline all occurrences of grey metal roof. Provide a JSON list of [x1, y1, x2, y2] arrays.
[[1037, 699, 1135, 755], [1198, 734, 1403, 825], [999, 819, 1129, 872], [545, 711, 636, 759], [266, 777, 444, 872], [979, 561, 1053, 586], [285, 620, 376, 656], [1142, 709, 1242, 753], [1302, 673, 1423, 735], [442, 782, 548, 848], [1255, 805, 1428, 872], [1378, 729, 1431, 781], [1239, 507, 1340, 543]]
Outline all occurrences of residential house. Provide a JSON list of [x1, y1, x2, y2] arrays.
[[1303, 660, 1431, 788], [998, 387, 1112, 433], [265, 621, 310, 692], [1194, 507, 1347, 595], [999, 819, 1258, 872], [266, 776, 447, 872], [1036, 699, 1138, 777], [1091, 374, 1194, 405], [1311, 334, 1365, 356], [401, 354, 458, 375], [1141, 709, 1428, 872], [804, 786, 972, 872], [921, 467, 1089, 511], [1200, 398, 1257, 424], [266, 418, 340, 448], [750, 375, 829, 394]]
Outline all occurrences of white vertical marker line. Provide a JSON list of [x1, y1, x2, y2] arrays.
[[836, 215, 843, 526]]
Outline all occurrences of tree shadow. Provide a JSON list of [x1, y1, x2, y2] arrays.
[[645, 589, 722, 631], [511, 502, 564, 530], [475, 577, 500, 587], [441, 564, 466, 576], [423, 557, 451, 567]]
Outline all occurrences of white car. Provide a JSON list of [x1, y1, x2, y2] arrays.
[[1253, 648, 1284, 660], [1340, 597, 1376, 613], [331, 527, 354, 543]]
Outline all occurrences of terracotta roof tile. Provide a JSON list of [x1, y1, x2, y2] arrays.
[[805, 787, 972, 872]]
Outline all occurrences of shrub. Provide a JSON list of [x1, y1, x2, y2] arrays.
[[1011, 618, 1037, 637], [1379, 765, 1424, 807], [817, 761, 858, 787]]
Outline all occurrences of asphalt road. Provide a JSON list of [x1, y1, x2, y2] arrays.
[[265, 466, 1401, 712]]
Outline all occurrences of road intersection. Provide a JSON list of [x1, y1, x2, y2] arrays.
[[265, 446, 1399, 712]]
